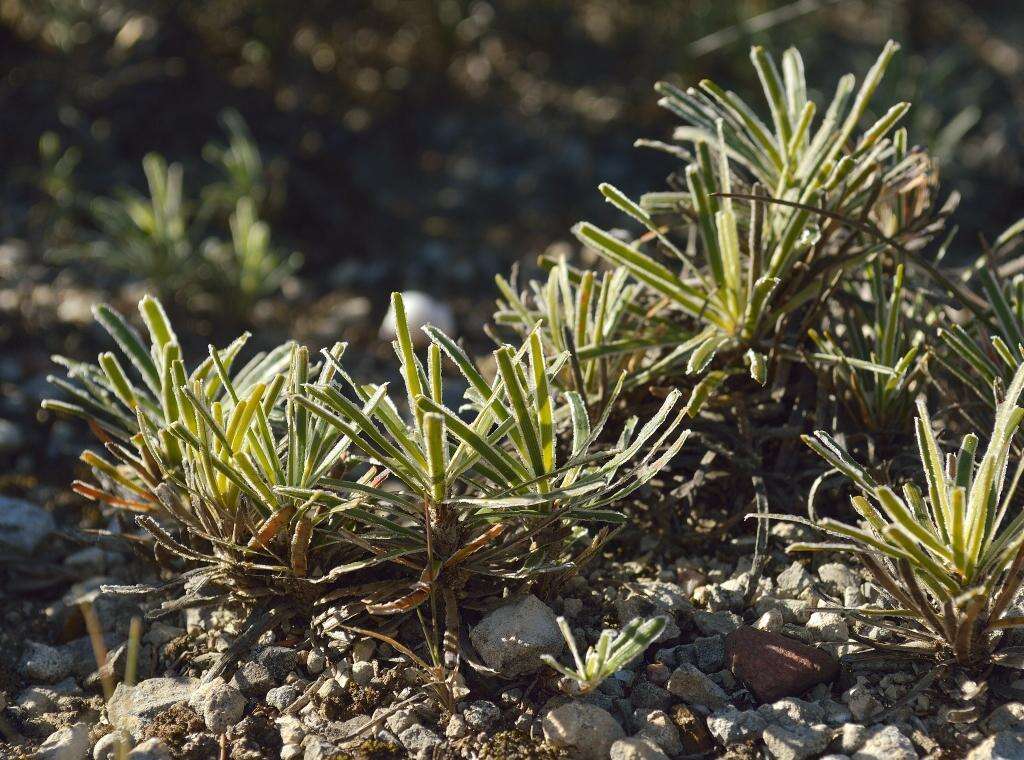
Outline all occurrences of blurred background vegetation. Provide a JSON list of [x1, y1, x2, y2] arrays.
[[0, 0, 1022, 442]]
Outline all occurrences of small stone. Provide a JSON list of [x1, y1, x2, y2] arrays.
[[63, 547, 106, 575], [16, 686, 55, 718], [195, 681, 245, 733], [646, 662, 670, 685], [254, 646, 298, 683], [666, 663, 729, 709], [21, 641, 72, 683], [386, 708, 420, 734], [445, 714, 470, 739], [725, 626, 838, 704], [266, 684, 299, 711], [693, 635, 726, 673], [777, 561, 815, 597], [669, 703, 716, 753], [762, 722, 831, 760], [37, 722, 91, 760], [352, 638, 377, 662], [609, 738, 669, 760], [351, 660, 374, 686], [0, 495, 55, 553], [93, 731, 132, 760], [126, 738, 172, 759], [987, 703, 1024, 733], [852, 724, 918, 760], [967, 731, 1024, 760], [630, 679, 673, 710], [379, 291, 455, 346], [693, 610, 740, 636], [305, 651, 326, 675], [843, 682, 883, 722], [818, 563, 861, 591], [463, 700, 500, 729], [805, 612, 849, 643], [756, 610, 785, 632], [706, 706, 767, 745], [399, 724, 441, 759], [840, 723, 867, 754], [106, 677, 197, 735], [469, 594, 564, 676], [614, 581, 692, 641], [542, 701, 625, 760], [635, 709, 683, 756], [231, 660, 275, 696]]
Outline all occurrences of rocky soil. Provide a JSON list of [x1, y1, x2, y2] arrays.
[[3, 491, 1023, 760]]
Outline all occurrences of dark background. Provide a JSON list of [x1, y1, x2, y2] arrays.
[[3, 0, 1022, 301]]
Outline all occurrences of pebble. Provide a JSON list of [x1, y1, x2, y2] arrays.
[[756, 609, 785, 632], [37, 722, 91, 760], [194, 680, 245, 733], [106, 677, 197, 735], [254, 645, 297, 683], [630, 679, 673, 711], [666, 663, 729, 709], [609, 737, 669, 759], [776, 561, 815, 597], [843, 682, 883, 722], [93, 731, 133, 760], [852, 724, 918, 760], [379, 291, 455, 345], [967, 731, 1024, 760], [266, 684, 300, 711], [0, 495, 55, 552], [805, 611, 849, 642], [351, 660, 374, 685], [725, 626, 838, 704], [693, 610, 740, 636], [469, 594, 564, 676], [463, 700, 500, 729], [988, 703, 1024, 733], [542, 701, 625, 760], [126, 738, 172, 759], [305, 650, 326, 675], [16, 686, 56, 718], [762, 720, 831, 760], [692, 635, 726, 673], [21, 641, 73, 683], [614, 580, 692, 641], [635, 708, 684, 755], [707, 706, 768, 745], [818, 563, 861, 591], [399, 724, 442, 759], [231, 660, 275, 696]]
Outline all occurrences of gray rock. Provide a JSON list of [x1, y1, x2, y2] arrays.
[[0, 495, 54, 552], [754, 596, 817, 625], [126, 738, 172, 759], [266, 684, 300, 712], [840, 723, 867, 753], [93, 731, 133, 760], [107, 677, 197, 735], [0, 418, 24, 453], [470, 594, 564, 676], [305, 651, 326, 675], [614, 581, 692, 641], [254, 645, 298, 683], [16, 686, 55, 718], [399, 724, 441, 759], [64, 547, 106, 575], [818, 563, 861, 592], [386, 708, 420, 734], [777, 562, 815, 597], [195, 681, 245, 733], [351, 660, 374, 685], [756, 609, 785, 632], [707, 706, 768, 745], [693, 610, 740, 636], [762, 721, 831, 760], [967, 732, 1024, 760], [853, 724, 918, 760], [843, 683, 883, 722], [805, 612, 849, 642], [542, 701, 625, 760], [21, 641, 72, 683], [463, 700, 500, 729], [666, 663, 729, 709], [231, 660, 275, 696], [609, 737, 669, 760], [989, 704, 1024, 734], [38, 722, 92, 760], [635, 709, 683, 756], [692, 635, 725, 673], [629, 679, 673, 711]]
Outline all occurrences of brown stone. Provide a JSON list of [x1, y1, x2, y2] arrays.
[[724, 625, 838, 704], [669, 704, 715, 753]]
